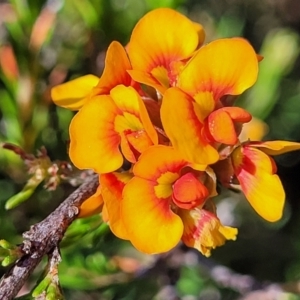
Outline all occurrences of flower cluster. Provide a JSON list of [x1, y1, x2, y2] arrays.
[[52, 8, 300, 256]]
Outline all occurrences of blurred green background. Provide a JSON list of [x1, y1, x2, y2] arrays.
[[1, 0, 300, 299]]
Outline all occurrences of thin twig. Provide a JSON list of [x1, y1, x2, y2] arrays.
[[0, 174, 99, 300]]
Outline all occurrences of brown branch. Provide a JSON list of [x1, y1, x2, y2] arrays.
[[0, 174, 99, 300]]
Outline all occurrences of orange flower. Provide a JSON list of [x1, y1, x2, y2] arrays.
[[52, 7, 300, 257], [161, 38, 258, 165], [51, 41, 136, 110], [127, 8, 205, 95], [232, 141, 300, 222], [122, 145, 226, 254], [69, 85, 158, 173]]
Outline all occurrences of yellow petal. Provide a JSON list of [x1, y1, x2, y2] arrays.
[[239, 117, 269, 142], [51, 74, 99, 110], [193, 91, 215, 122], [178, 38, 258, 99], [249, 140, 300, 156], [238, 168, 284, 222], [232, 146, 284, 222], [193, 22, 205, 47]]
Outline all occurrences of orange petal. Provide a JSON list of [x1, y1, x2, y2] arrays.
[[95, 41, 132, 94], [179, 208, 238, 256], [78, 184, 103, 218], [119, 131, 137, 164], [126, 130, 155, 155], [232, 146, 285, 222], [172, 172, 209, 209], [249, 140, 300, 156], [128, 8, 202, 71], [133, 145, 187, 180], [101, 172, 132, 240], [161, 87, 219, 165], [205, 107, 252, 145], [178, 38, 258, 99], [122, 177, 183, 254], [69, 95, 123, 173], [127, 8, 202, 90], [51, 75, 99, 110], [206, 110, 237, 145]]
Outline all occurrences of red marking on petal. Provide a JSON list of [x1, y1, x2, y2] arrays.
[[179, 208, 237, 256], [232, 145, 284, 222], [101, 172, 132, 240]]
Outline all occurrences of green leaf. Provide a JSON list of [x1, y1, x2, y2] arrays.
[[32, 275, 52, 297], [5, 185, 37, 210], [239, 29, 300, 119]]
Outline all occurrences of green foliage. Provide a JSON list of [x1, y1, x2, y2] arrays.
[[0, 239, 22, 267], [239, 29, 300, 120], [176, 266, 206, 296]]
